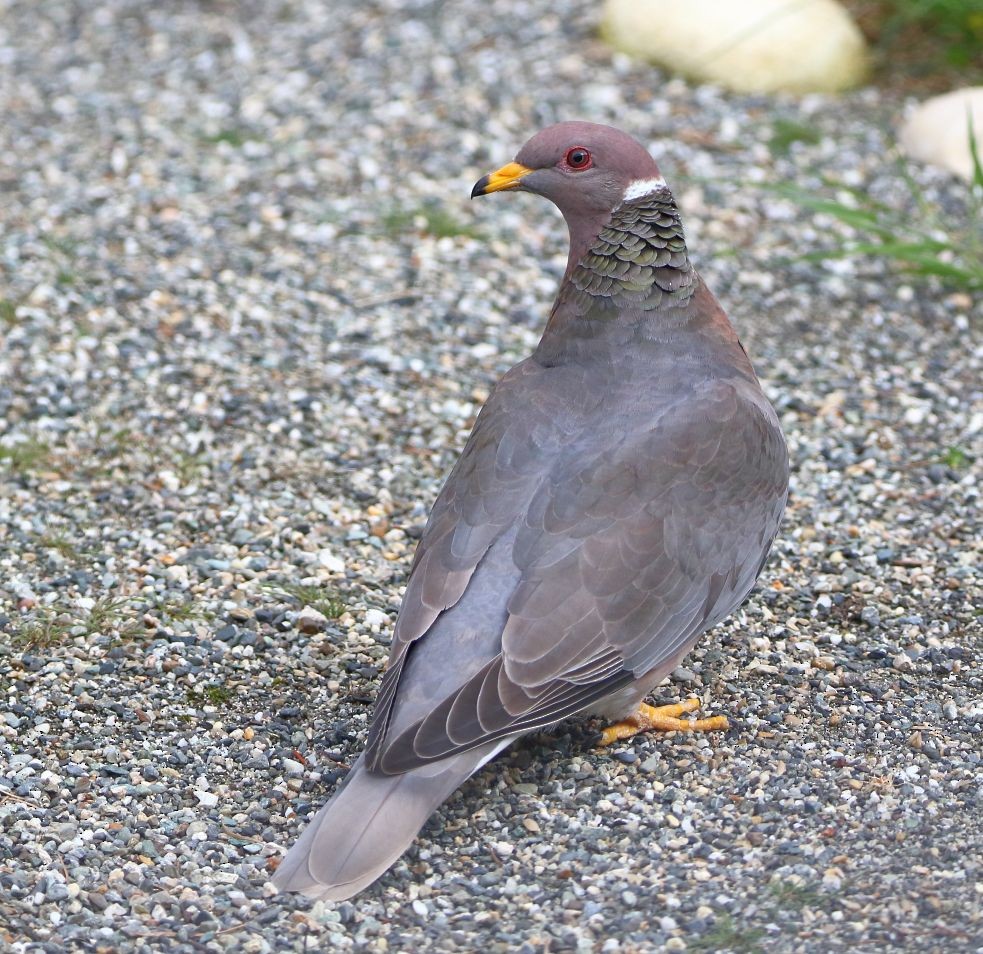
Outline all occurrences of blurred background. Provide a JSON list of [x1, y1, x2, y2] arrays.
[[0, 1, 980, 951]]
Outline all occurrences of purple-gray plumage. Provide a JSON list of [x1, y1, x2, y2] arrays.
[[272, 122, 788, 901]]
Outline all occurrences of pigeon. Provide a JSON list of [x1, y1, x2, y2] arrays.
[[273, 121, 789, 901]]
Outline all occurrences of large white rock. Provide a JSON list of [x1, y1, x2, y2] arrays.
[[601, 0, 868, 94], [900, 88, 983, 181]]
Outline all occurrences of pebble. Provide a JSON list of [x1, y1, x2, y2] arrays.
[[317, 549, 346, 574], [363, 609, 389, 628], [893, 652, 913, 672], [860, 606, 881, 626], [297, 607, 329, 635]]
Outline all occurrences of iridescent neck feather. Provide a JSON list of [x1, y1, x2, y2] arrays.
[[568, 186, 696, 313]]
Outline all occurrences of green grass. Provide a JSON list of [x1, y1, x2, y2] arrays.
[[43, 236, 80, 288], [187, 685, 234, 707], [845, 0, 983, 86], [769, 119, 822, 155], [173, 450, 208, 484], [6, 595, 142, 650], [768, 878, 824, 909], [6, 612, 74, 650], [0, 299, 17, 326], [42, 236, 79, 257], [80, 596, 143, 639], [0, 439, 52, 474], [773, 122, 983, 290], [383, 203, 483, 240], [154, 596, 215, 625], [691, 914, 766, 953], [876, 0, 983, 69], [166, 602, 210, 622], [267, 582, 345, 620], [941, 446, 973, 470], [201, 128, 253, 147], [38, 533, 81, 560]]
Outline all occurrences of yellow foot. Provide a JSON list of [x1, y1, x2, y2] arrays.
[[598, 698, 730, 747]]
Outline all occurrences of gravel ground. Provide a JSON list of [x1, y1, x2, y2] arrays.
[[1, 1, 980, 951]]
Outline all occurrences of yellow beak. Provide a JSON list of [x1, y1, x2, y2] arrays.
[[471, 162, 533, 198]]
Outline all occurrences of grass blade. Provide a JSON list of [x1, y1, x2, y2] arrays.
[[967, 108, 983, 190]]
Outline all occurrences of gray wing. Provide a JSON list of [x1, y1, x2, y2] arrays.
[[367, 375, 787, 774], [365, 359, 570, 754]]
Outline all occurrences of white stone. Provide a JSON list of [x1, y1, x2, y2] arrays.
[[363, 608, 388, 628], [165, 563, 189, 585], [900, 87, 983, 181], [317, 547, 345, 573], [601, 0, 868, 94], [158, 468, 181, 492], [195, 789, 219, 808]]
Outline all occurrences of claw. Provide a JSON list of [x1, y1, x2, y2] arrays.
[[598, 698, 729, 747]]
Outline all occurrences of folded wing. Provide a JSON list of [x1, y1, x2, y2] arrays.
[[367, 375, 787, 774]]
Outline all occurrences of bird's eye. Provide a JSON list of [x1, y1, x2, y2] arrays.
[[565, 147, 592, 170]]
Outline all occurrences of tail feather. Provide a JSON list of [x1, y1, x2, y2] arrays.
[[273, 742, 506, 900]]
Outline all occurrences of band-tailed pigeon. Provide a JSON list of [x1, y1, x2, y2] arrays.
[[273, 122, 789, 900]]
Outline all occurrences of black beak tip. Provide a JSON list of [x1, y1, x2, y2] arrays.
[[471, 175, 490, 200]]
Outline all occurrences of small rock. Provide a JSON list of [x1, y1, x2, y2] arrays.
[[297, 607, 329, 634], [165, 564, 189, 585], [317, 548, 346, 574], [195, 789, 219, 808], [46, 881, 70, 902], [860, 606, 880, 627], [892, 652, 913, 672]]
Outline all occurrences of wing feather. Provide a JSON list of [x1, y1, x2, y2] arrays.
[[368, 374, 788, 773]]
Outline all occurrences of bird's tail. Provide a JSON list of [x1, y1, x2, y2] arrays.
[[272, 742, 504, 901]]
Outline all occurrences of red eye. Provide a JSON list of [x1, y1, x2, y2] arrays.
[[565, 147, 592, 170]]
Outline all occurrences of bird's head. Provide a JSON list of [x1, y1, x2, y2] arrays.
[[471, 121, 666, 220]]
